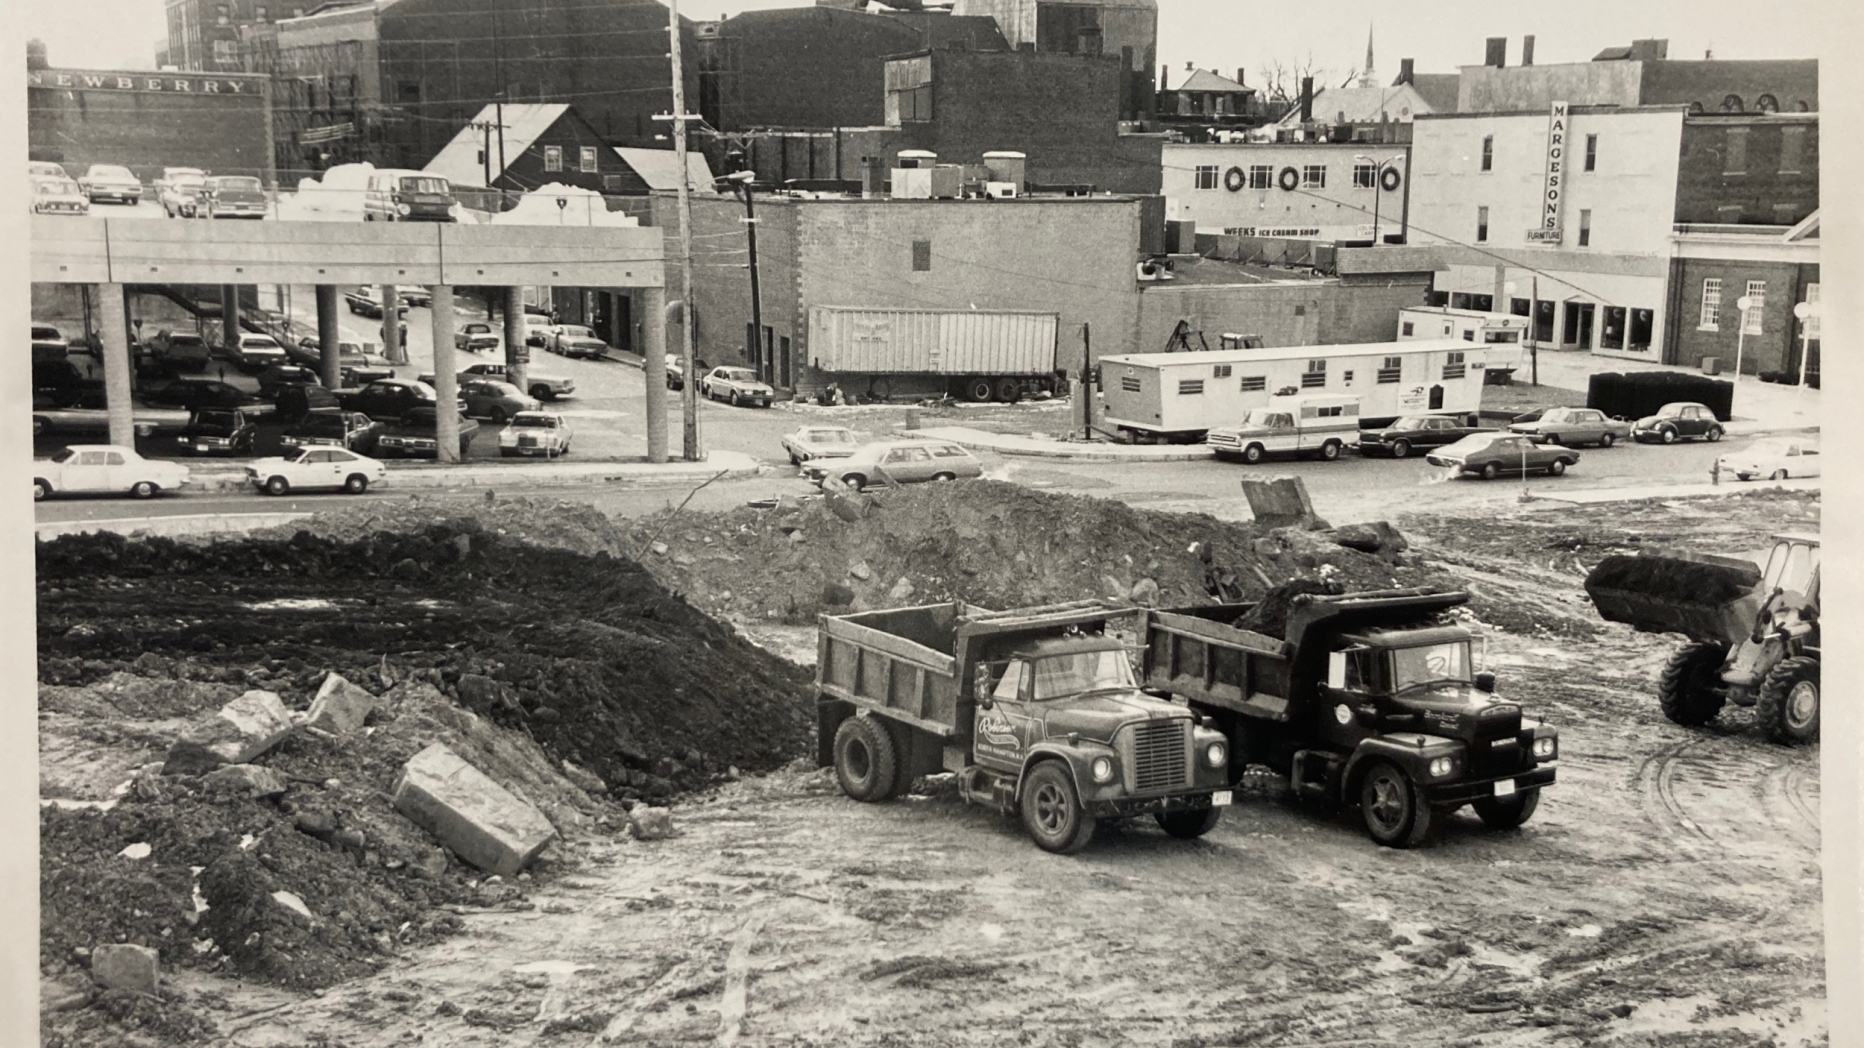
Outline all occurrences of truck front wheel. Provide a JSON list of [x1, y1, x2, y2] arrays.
[[833, 716, 900, 802], [1472, 788, 1540, 830], [1657, 643, 1729, 727], [1155, 806, 1221, 839], [1756, 655, 1819, 745], [1359, 760, 1433, 848], [1021, 762, 1096, 854]]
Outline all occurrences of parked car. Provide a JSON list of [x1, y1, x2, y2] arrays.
[[29, 161, 69, 180], [339, 343, 396, 384], [521, 314, 556, 348], [455, 322, 500, 354], [1508, 406, 1633, 448], [700, 366, 775, 408], [226, 333, 290, 372], [498, 411, 572, 458], [175, 407, 258, 456], [144, 378, 265, 412], [1631, 402, 1725, 444], [806, 439, 983, 491], [157, 171, 208, 217], [362, 169, 458, 223], [32, 391, 189, 438], [201, 175, 268, 219], [459, 379, 540, 422], [1427, 432, 1580, 479], [31, 176, 90, 216], [34, 445, 190, 500], [1718, 437, 1820, 481], [149, 330, 212, 373], [338, 378, 445, 421], [780, 425, 858, 466], [248, 446, 386, 495], [153, 166, 207, 192], [375, 406, 479, 459], [548, 324, 609, 359], [32, 323, 70, 363], [343, 288, 407, 319], [77, 164, 142, 205], [32, 359, 93, 408], [275, 383, 342, 423], [1356, 414, 1495, 459], [285, 409, 384, 454], [421, 362, 574, 402], [398, 287, 433, 309], [257, 365, 322, 400]]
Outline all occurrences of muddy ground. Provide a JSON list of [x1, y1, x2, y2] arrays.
[[38, 487, 1825, 1047]]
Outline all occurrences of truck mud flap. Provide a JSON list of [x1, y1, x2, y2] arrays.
[[816, 698, 854, 768], [1291, 749, 1345, 802]]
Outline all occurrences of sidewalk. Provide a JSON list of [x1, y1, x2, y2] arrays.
[[181, 451, 764, 493], [1524, 349, 1820, 435], [907, 426, 1215, 462]]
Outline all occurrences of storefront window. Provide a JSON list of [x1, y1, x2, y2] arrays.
[[1601, 306, 1628, 350], [1629, 308, 1654, 351]]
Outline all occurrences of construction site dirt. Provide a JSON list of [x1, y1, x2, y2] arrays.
[[37, 484, 1824, 1047]]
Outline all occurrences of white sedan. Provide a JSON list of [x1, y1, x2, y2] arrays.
[[247, 446, 387, 496], [1718, 437, 1820, 481], [699, 366, 775, 408], [33, 445, 190, 500], [498, 411, 573, 457]]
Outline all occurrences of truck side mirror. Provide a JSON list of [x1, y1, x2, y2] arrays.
[[1474, 671, 1496, 693], [1326, 650, 1347, 690]]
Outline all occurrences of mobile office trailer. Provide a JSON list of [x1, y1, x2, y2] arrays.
[[1397, 307, 1527, 383], [1099, 339, 1492, 441], [807, 306, 1060, 403]]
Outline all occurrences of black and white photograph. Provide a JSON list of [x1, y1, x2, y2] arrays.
[[4, 0, 1859, 1044]]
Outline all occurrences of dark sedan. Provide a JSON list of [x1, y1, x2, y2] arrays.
[[175, 407, 258, 456], [1426, 432, 1580, 480], [285, 409, 384, 455], [144, 379, 266, 412], [375, 406, 479, 459], [1356, 415, 1493, 459]]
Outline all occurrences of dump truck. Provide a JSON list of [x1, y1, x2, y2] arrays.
[[1141, 587, 1558, 848], [1584, 533, 1820, 744], [816, 600, 1233, 854]]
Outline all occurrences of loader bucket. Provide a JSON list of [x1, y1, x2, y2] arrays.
[[1584, 552, 1764, 645]]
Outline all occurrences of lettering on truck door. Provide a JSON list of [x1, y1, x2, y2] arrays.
[[973, 661, 1028, 770]]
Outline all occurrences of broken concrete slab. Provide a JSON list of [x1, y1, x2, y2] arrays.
[[272, 890, 312, 921], [629, 806, 674, 841], [560, 760, 607, 795], [887, 577, 916, 603], [203, 764, 288, 798], [162, 690, 293, 774], [305, 673, 378, 735], [391, 743, 557, 878], [91, 943, 160, 994], [1241, 476, 1329, 531]]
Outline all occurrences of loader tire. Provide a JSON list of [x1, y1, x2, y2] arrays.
[[833, 716, 900, 802], [1657, 642, 1729, 727], [1756, 655, 1819, 745]]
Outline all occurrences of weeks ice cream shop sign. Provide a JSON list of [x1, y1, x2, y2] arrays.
[[29, 68, 263, 95]]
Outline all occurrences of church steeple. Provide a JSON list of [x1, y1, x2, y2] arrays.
[[1360, 25, 1377, 87]]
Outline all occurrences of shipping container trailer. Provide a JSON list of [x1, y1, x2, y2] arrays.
[[808, 306, 1061, 403]]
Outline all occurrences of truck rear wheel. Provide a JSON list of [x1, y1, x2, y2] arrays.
[[1155, 806, 1221, 839], [1657, 643, 1729, 727], [1472, 787, 1540, 830], [1359, 760, 1433, 848], [994, 377, 1021, 403], [832, 716, 900, 802], [1756, 655, 1819, 745], [964, 377, 995, 403], [1021, 762, 1095, 854]]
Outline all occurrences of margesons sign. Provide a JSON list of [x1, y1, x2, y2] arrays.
[[29, 68, 264, 95], [1525, 101, 1568, 245]]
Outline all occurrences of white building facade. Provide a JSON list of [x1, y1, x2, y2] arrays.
[[1408, 105, 1686, 360], [1162, 142, 1411, 244]]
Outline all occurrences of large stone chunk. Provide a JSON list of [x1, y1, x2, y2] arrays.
[[305, 673, 378, 734], [91, 943, 160, 994], [391, 743, 557, 878], [1241, 476, 1329, 531], [202, 764, 288, 798], [163, 691, 294, 774]]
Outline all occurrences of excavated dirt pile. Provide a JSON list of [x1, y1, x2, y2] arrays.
[[629, 480, 1442, 622]]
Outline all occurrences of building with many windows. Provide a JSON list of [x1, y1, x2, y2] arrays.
[[950, 0, 1157, 121], [1665, 213, 1819, 380], [1161, 142, 1409, 244]]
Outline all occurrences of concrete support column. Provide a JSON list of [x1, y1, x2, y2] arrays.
[[429, 284, 460, 464], [503, 286, 528, 396], [315, 285, 342, 389], [381, 284, 402, 365], [220, 283, 240, 351], [641, 285, 667, 463], [97, 283, 135, 449]]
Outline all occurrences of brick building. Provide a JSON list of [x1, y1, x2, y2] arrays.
[[1675, 113, 1819, 226], [1454, 36, 1816, 114], [263, 1, 384, 176], [27, 67, 276, 184], [1134, 251, 1439, 353], [162, 0, 290, 72], [950, 0, 1156, 121], [1664, 214, 1819, 379]]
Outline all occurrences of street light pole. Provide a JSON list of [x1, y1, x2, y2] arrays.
[[1732, 295, 1753, 412], [725, 167, 763, 383]]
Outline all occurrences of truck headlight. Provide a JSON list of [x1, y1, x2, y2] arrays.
[[1090, 756, 1115, 784], [1205, 741, 1227, 768], [397, 203, 412, 216], [1428, 756, 1455, 777], [1533, 738, 1557, 759]]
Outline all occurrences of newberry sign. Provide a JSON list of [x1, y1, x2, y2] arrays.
[[28, 69, 265, 95], [1525, 101, 1569, 245]]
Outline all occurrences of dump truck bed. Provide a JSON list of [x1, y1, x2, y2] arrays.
[[1584, 551, 1764, 645]]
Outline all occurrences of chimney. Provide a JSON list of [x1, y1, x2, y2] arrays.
[[27, 38, 49, 71], [1299, 76, 1313, 122], [1485, 37, 1507, 68], [1397, 57, 1414, 85], [1521, 35, 1535, 66], [1235, 67, 1246, 86], [861, 155, 888, 199], [1160, 63, 1169, 89], [1630, 38, 1669, 61]]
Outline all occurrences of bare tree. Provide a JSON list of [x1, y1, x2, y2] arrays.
[[1256, 51, 1334, 102]]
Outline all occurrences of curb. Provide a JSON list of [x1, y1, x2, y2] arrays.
[[904, 427, 1215, 462], [1527, 476, 1820, 506], [36, 512, 313, 540], [181, 456, 766, 493]]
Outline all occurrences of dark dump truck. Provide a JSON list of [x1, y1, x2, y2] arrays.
[[817, 600, 1232, 854], [1142, 587, 1558, 848]]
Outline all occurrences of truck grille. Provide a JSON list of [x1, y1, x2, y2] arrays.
[[1125, 720, 1189, 793], [1205, 433, 1240, 447]]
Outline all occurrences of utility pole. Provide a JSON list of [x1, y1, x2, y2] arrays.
[[726, 164, 762, 381], [658, 0, 703, 461], [1080, 322, 1093, 440]]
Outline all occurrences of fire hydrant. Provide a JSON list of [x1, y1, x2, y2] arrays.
[[1711, 458, 1721, 486]]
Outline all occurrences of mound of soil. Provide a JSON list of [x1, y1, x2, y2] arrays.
[[627, 481, 1438, 622]]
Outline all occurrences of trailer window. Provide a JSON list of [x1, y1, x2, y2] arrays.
[[1178, 379, 1205, 395], [1377, 356, 1402, 383], [1389, 642, 1472, 691], [1301, 360, 1326, 388], [1443, 351, 1467, 380], [1240, 375, 1266, 392], [1031, 650, 1136, 701]]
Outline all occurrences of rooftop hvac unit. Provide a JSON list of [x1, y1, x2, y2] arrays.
[[1136, 258, 1175, 282], [984, 181, 1018, 199], [895, 149, 938, 169]]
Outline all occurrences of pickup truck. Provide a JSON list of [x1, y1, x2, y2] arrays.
[[818, 599, 1232, 854], [1205, 394, 1359, 464], [1141, 587, 1557, 848]]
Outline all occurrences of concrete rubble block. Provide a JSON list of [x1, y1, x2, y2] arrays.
[[848, 559, 873, 581], [887, 577, 916, 603], [1320, 521, 1409, 555], [91, 943, 160, 994], [1128, 577, 1161, 605], [163, 690, 294, 774], [1241, 476, 1330, 531], [305, 672, 379, 735], [202, 764, 288, 798], [628, 806, 675, 841], [391, 742, 557, 878], [560, 759, 607, 795]]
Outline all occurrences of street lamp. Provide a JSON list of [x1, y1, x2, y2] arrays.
[[1354, 153, 1402, 246], [1792, 299, 1819, 388], [1732, 296, 1754, 400]]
